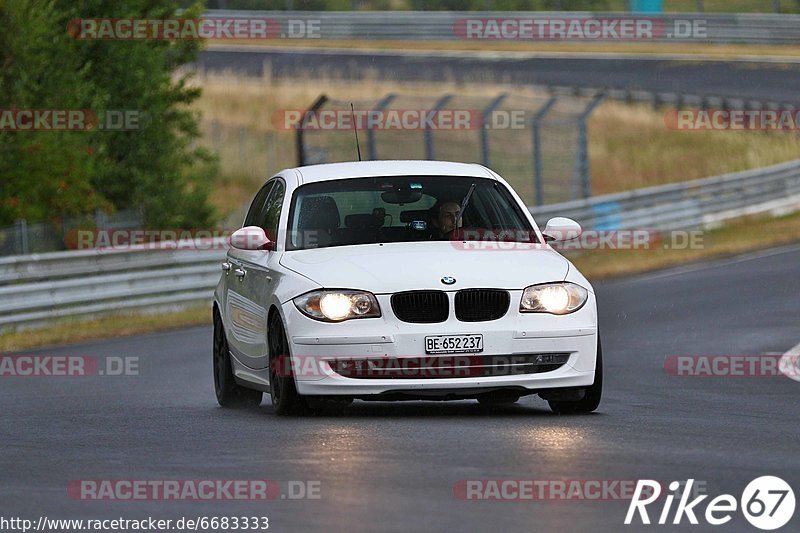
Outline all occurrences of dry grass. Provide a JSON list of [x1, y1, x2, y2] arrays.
[[571, 210, 800, 279], [192, 73, 535, 214], [0, 305, 210, 353], [190, 73, 800, 215], [206, 40, 800, 60], [588, 101, 800, 194]]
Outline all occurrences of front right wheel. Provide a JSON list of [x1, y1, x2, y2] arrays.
[[547, 336, 603, 415]]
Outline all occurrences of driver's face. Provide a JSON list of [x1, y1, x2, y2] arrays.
[[437, 202, 461, 233]]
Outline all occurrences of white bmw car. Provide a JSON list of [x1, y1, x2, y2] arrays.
[[213, 160, 601, 415]]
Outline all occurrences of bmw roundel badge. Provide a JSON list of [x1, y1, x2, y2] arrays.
[[441, 276, 456, 285]]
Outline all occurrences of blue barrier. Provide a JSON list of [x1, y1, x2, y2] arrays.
[[630, 0, 664, 13]]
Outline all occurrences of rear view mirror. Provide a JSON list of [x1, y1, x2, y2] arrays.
[[380, 185, 423, 205], [231, 226, 273, 251], [542, 217, 582, 243]]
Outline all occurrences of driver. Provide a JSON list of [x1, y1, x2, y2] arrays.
[[429, 200, 462, 239]]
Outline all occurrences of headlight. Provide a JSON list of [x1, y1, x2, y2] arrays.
[[520, 282, 588, 315], [294, 290, 381, 322]]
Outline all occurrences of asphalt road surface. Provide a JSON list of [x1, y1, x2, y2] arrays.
[[197, 47, 800, 105], [3, 245, 800, 532]]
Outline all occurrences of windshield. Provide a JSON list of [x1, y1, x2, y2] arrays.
[[286, 175, 538, 250]]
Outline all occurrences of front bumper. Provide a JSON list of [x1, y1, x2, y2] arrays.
[[282, 290, 598, 397]]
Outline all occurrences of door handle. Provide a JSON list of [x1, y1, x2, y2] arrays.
[[221, 262, 231, 273], [234, 268, 246, 279]]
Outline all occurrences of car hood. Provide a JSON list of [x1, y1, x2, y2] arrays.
[[279, 241, 569, 294]]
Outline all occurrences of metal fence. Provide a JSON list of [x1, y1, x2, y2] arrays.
[[207, 10, 800, 44], [0, 209, 143, 257], [2, 159, 799, 332], [298, 91, 606, 206], [207, 119, 281, 182]]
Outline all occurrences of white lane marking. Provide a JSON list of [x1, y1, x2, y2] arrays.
[[779, 341, 800, 383], [207, 44, 800, 65], [609, 242, 800, 285]]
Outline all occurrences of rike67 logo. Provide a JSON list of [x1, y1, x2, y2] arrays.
[[625, 477, 795, 530]]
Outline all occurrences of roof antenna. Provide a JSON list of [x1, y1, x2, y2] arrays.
[[350, 103, 362, 162]]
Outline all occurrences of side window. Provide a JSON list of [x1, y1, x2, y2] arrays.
[[258, 179, 285, 241], [243, 182, 274, 228]]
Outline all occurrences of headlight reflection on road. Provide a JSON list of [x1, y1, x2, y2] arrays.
[[291, 426, 386, 528], [517, 426, 594, 453], [301, 426, 379, 473]]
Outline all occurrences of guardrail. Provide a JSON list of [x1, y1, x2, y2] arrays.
[[206, 10, 800, 45], [0, 248, 225, 331], [530, 159, 800, 230], [2, 159, 800, 331]]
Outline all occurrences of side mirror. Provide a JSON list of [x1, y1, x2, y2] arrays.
[[542, 217, 582, 243], [230, 226, 273, 251]]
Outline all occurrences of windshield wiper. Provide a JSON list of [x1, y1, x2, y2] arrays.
[[458, 183, 476, 229]]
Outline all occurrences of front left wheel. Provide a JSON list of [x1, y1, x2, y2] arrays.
[[268, 313, 308, 416], [213, 308, 263, 408]]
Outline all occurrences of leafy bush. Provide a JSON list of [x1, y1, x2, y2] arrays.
[[0, 0, 217, 229]]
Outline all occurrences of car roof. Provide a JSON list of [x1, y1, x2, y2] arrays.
[[288, 160, 496, 184]]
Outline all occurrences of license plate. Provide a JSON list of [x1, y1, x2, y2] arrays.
[[425, 334, 483, 354]]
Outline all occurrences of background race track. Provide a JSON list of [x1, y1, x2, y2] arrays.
[[197, 47, 800, 106]]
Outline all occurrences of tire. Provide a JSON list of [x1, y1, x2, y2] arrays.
[[213, 308, 263, 408], [268, 313, 308, 416], [548, 336, 603, 415]]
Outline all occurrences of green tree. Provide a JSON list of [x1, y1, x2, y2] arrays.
[[0, 0, 105, 225], [62, 0, 217, 228], [0, 0, 217, 230]]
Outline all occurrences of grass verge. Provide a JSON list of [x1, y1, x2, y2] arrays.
[[192, 73, 800, 215], [570, 209, 800, 278], [206, 40, 800, 60], [0, 305, 211, 353], [3, 210, 800, 352]]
